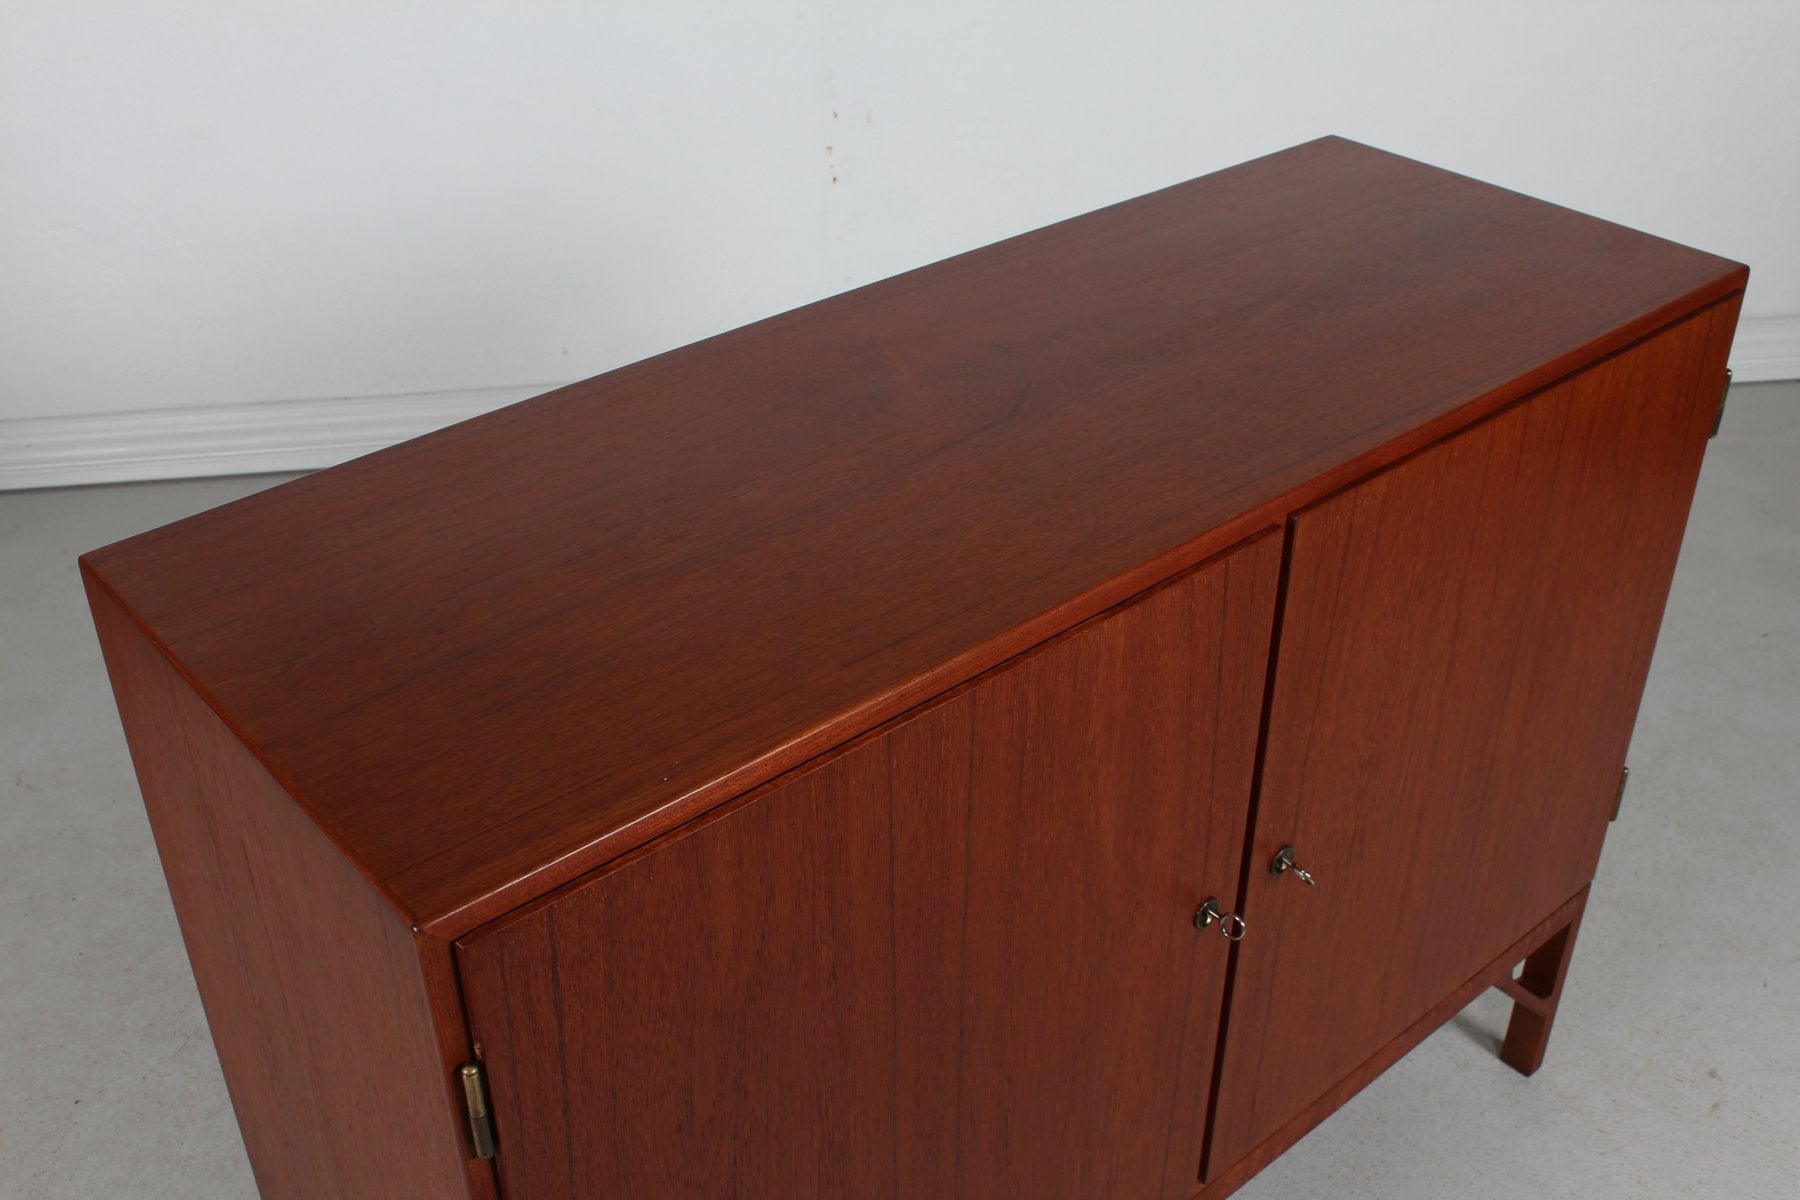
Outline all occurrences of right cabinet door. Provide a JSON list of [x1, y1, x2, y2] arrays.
[[1207, 301, 1740, 1173]]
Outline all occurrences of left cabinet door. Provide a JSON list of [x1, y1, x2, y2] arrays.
[[456, 532, 1280, 1200]]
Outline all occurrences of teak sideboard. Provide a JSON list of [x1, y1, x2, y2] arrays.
[[84, 137, 1746, 1200]]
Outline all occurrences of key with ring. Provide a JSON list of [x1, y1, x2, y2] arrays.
[[1270, 845, 1316, 886], [1195, 898, 1247, 940]]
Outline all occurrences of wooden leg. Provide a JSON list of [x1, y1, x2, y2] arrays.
[[1495, 892, 1587, 1076]]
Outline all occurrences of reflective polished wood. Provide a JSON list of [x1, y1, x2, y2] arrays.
[[84, 136, 1741, 938], [1205, 300, 1741, 1179], [84, 138, 1746, 1199], [460, 536, 1279, 1200]]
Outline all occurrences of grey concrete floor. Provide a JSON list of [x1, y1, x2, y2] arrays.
[[3, 383, 1797, 1199]]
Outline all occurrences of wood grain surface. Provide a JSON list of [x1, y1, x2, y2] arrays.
[[1498, 890, 1589, 1077], [1196, 889, 1591, 1200], [82, 572, 493, 1200], [1203, 297, 1743, 1175], [457, 533, 1280, 1200], [79, 136, 1746, 935]]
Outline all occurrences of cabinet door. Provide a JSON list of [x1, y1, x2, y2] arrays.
[[1206, 303, 1740, 1173], [458, 533, 1280, 1200]]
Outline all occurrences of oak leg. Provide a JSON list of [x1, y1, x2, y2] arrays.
[[1495, 894, 1587, 1076]]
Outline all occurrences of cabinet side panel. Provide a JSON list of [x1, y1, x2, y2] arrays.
[[83, 573, 480, 1200], [1207, 296, 1742, 1175], [458, 533, 1281, 1200]]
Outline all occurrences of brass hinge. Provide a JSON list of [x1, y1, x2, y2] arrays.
[[1610, 765, 1630, 822], [1710, 368, 1733, 438], [458, 1062, 496, 1160]]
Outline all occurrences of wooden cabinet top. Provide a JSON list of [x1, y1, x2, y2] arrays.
[[82, 136, 1745, 936]]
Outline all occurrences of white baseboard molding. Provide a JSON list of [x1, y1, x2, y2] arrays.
[[3, 314, 1794, 494], [1729, 315, 1800, 384], [0, 383, 565, 492]]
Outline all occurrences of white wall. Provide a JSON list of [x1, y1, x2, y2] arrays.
[[3, 1, 1796, 488]]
